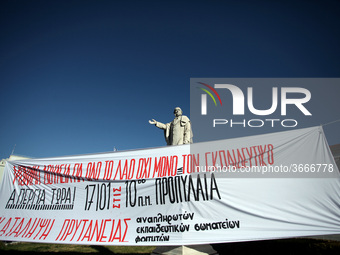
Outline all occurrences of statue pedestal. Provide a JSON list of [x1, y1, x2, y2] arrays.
[[151, 245, 218, 255]]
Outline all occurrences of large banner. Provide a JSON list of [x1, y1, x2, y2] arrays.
[[0, 126, 340, 245]]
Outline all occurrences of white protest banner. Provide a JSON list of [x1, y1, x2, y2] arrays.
[[0, 126, 339, 245]]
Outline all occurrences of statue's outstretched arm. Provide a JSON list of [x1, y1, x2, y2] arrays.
[[149, 119, 167, 130], [149, 119, 157, 125]]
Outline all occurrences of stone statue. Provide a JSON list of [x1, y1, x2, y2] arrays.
[[149, 107, 193, 145]]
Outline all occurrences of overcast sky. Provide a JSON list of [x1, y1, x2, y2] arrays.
[[1, 0, 340, 158]]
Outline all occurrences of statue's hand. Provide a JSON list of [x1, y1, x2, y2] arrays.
[[149, 119, 157, 125]]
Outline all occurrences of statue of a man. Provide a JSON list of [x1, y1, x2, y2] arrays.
[[149, 107, 193, 145]]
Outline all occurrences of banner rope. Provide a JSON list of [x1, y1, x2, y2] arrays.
[[322, 118, 340, 127]]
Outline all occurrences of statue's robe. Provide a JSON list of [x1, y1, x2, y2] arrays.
[[155, 115, 193, 145]]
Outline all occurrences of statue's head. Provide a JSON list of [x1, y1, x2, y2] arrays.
[[174, 107, 182, 117]]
